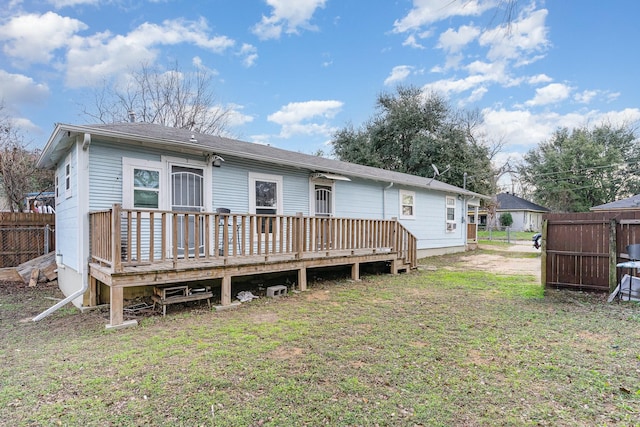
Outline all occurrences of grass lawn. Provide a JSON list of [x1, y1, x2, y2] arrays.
[[1, 250, 640, 426]]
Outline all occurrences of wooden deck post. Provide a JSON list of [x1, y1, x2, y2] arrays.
[[109, 286, 123, 326], [351, 262, 360, 281], [609, 218, 618, 293], [295, 213, 304, 259], [298, 267, 307, 291], [221, 275, 231, 305], [112, 204, 122, 273]]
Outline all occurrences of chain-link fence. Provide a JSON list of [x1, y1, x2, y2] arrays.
[[0, 219, 55, 268]]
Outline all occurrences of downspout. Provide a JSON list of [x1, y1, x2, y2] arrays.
[[383, 182, 393, 219], [33, 133, 92, 321], [32, 281, 88, 321]]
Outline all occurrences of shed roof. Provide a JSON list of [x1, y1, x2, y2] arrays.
[[590, 194, 640, 211], [497, 192, 550, 212], [38, 122, 489, 199]]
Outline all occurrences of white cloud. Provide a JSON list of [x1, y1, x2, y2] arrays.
[[252, 0, 327, 40], [393, 0, 497, 33], [574, 90, 598, 104], [47, 0, 98, 8], [528, 74, 552, 85], [0, 70, 50, 105], [437, 25, 480, 53], [65, 18, 236, 87], [479, 8, 549, 63], [0, 12, 87, 65], [238, 43, 258, 67], [268, 100, 342, 138], [224, 104, 254, 127], [384, 65, 414, 86], [481, 107, 640, 154], [402, 35, 424, 49], [525, 83, 572, 106]]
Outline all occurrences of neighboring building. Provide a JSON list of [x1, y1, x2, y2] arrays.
[[476, 192, 549, 232], [36, 122, 488, 327], [591, 194, 640, 212], [0, 186, 10, 212]]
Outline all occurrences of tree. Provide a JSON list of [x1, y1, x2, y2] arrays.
[[519, 124, 640, 212], [81, 62, 231, 135], [499, 212, 513, 228], [0, 107, 54, 212], [331, 85, 497, 195]]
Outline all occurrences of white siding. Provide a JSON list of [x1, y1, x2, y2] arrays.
[[55, 144, 80, 271]]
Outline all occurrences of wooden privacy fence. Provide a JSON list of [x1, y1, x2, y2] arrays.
[[0, 212, 55, 268], [543, 211, 640, 292]]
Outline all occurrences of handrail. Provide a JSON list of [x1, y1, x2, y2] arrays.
[[90, 205, 417, 272]]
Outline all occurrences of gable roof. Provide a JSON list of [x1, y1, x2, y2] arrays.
[[497, 192, 550, 212], [38, 122, 489, 199], [591, 194, 640, 211]]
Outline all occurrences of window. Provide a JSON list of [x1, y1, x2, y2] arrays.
[[314, 184, 333, 217], [123, 158, 163, 209], [249, 173, 283, 234], [64, 156, 72, 199], [134, 168, 160, 209], [55, 174, 60, 204], [400, 190, 416, 219], [446, 196, 457, 232]]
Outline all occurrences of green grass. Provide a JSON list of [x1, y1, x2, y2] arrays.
[[1, 253, 640, 426]]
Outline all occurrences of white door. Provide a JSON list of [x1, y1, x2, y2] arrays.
[[171, 165, 205, 257]]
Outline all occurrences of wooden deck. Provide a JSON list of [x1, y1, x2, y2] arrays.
[[89, 205, 417, 327]]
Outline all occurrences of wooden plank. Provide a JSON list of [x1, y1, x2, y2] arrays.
[[28, 268, 39, 287], [0, 268, 23, 282]]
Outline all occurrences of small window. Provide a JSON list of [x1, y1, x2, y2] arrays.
[[446, 196, 457, 232], [64, 157, 72, 199], [400, 190, 416, 219]]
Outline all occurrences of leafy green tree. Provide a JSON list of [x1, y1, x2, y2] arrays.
[[499, 212, 513, 228], [331, 86, 496, 195], [519, 125, 640, 212]]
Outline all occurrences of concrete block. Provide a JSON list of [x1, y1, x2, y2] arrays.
[[266, 285, 287, 298]]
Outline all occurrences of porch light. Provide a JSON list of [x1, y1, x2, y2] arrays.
[[212, 155, 224, 167]]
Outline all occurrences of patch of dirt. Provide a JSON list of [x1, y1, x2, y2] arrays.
[[455, 242, 541, 280]]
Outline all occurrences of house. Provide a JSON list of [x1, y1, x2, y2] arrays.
[[590, 194, 640, 212], [36, 122, 487, 328], [496, 192, 549, 231], [476, 192, 549, 232]]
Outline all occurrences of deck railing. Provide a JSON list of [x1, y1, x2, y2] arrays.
[[90, 204, 417, 273]]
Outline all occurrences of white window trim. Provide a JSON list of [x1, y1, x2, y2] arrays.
[[163, 155, 212, 212], [122, 158, 165, 210], [309, 178, 335, 217], [445, 196, 457, 233], [399, 189, 416, 220], [249, 172, 283, 214]]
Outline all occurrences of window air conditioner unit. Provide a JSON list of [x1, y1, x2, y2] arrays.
[[447, 222, 457, 231]]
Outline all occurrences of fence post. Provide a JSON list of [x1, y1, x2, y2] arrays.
[[540, 219, 547, 287], [44, 224, 50, 254], [609, 218, 618, 293]]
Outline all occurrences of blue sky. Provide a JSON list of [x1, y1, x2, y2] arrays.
[[2, 0, 640, 179]]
